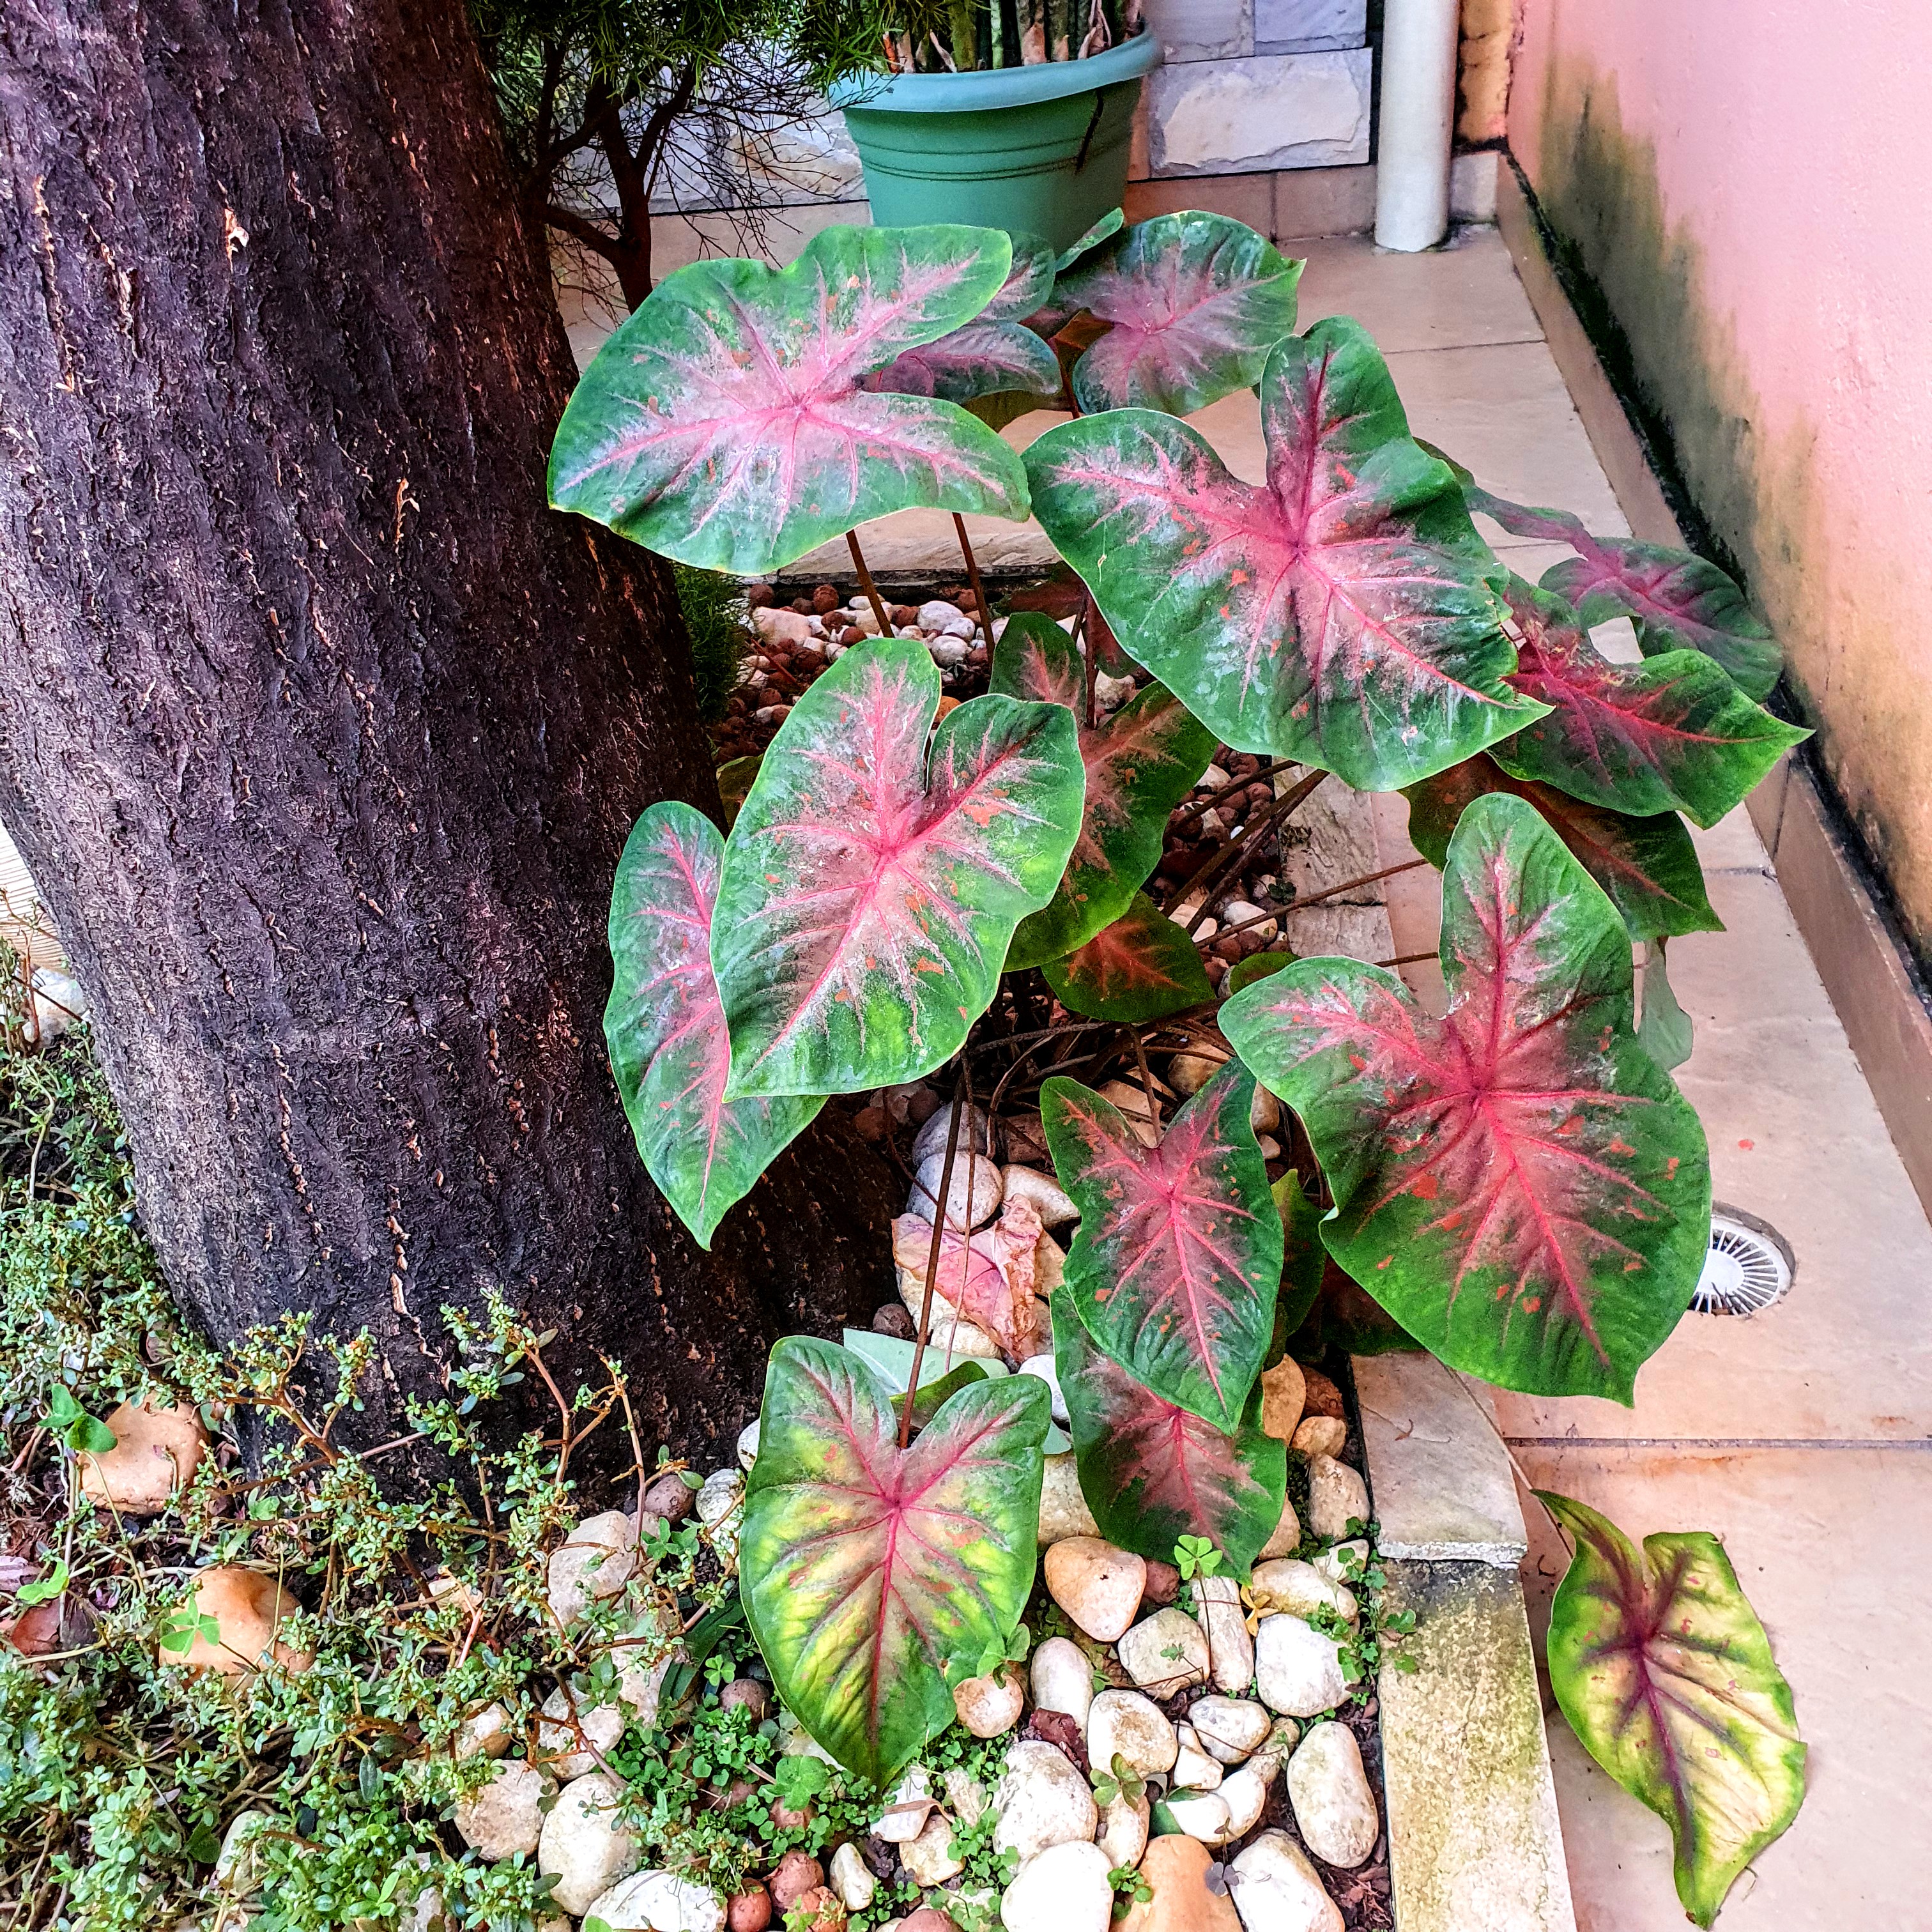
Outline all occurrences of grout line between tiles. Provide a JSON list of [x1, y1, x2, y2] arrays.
[[1506, 1436, 1932, 1452]]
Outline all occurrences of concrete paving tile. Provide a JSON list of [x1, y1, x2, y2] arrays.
[[1690, 802, 1774, 877], [1291, 227, 1545, 353], [1510, 1443, 1932, 1928]]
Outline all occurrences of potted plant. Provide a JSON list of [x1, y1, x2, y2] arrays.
[[546, 213, 1810, 1929], [827, 3, 1161, 252]]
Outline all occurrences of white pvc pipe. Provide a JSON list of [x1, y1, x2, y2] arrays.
[[1374, 0, 1459, 252]]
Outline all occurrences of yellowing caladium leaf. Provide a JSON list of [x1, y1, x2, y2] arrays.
[[864, 232, 1062, 406], [1039, 892, 1214, 1023], [1052, 1297, 1285, 1577], [1540, 1492, 1805, 1927], [1404, 753, 1721, 943], [714, 640, 1084, 1098], [1043, 1062, 1281, 1430], [1025, 320, 1546, 790], [1222, 793, 1710, 1402], [1493, 579, 1805, 828], [605, 804, 825, 1247], [740, 1337, 1050, 1786], [1054, 211, 1305, 417], [1468, 487, 1782, 702], [548, 224, 1029, 575], [992, 612, 1215, 967]]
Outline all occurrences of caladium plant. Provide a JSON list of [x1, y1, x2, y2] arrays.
[[740, 1337, 1050, 1785], [549, 224, 1031, 574], [1540, 1492, 1805, 1926], [1025, 319, 1547, 790], [1223, 793, 1710, 1402], [1039, 891, 1216, 1023]]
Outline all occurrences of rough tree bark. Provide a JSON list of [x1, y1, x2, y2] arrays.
[[0, 0, 896, 1465]]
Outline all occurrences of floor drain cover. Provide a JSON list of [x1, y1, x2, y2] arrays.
[[1690, 1206, 1795, 1315]]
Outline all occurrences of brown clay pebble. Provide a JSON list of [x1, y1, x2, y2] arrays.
[[1213, 936, 1243, 963], [770, 1797, 814, 1832], [746, 585, 775, 609], [770, 1851, 825, 1910], [641, 1469, 696, 1522], [839, 625, 864, 646], [793, 1887, 846, 1932], [852, 1105, 890, 1143], [719, 1678, 768, 1720], [812, 584, 842, 614], [872, 1303, 916, 1339], [901, 1912, 957, 1932], [891, 604, 918, 625], [1140, 1558, 1181, 1606], [1301, 1366, 1346, 1418], [723, 1777, 758, 1807], [730, 1890, 774, 1932]]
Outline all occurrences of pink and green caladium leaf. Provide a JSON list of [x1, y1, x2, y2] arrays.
[[714, 639, 1084, 1098], [1043, 1061, 1282, 1430], [1405, 753, 1721, 943], [740, 1337, 1050, 1786], [1468, 487, 1782, 702], [548, 224, 1029, 575], [1540, 1492, 1805, 1927], [1054, 211, 1305, 417], [1492, 578, 1805, 827], [1222, 792, 1711, 1402], [1025, 320, 1546, 790], [606, 804, 826, 1248], [1052, 1297, 1285, 1577], [1039, 892, 1215, 1023], [864, 231, 1062, 405], [992, 611, 1216, 967]]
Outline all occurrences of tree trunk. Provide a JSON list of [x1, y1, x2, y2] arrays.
[[0, 0, 896, 1468]]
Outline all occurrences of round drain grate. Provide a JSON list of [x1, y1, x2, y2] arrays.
[[1690, 1205, 1795, 1316]]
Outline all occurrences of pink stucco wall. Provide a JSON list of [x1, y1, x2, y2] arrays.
[[1510, 0, 1932, 949]]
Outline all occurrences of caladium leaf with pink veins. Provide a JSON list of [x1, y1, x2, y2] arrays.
[[548, 224, 1030, 574], [605, 803, 825, 1248], [1404, 753, 1721, 943], [740, 1337, 1049, 1785], [1492, 578, 1805, 828], [1222, 792, 1710, 1402], [1039, 892, 1215, 1022], [1054, 211, 1305, 417], [1043, 1061, 1282, 1430], [1540, 1491, 1805, 1928], [1052, 1298, 1285, 1577], [1467, 486, 1782, 702], [1025, 319, 1546, 790], [864, 231, 1062, 406], [713, 638, 1084, 1098], [992, 611, 1216, 967]]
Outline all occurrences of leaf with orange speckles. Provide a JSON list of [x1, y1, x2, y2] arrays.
[[1222, 793, 1709, 1402], [1043, 1061, 1281, 1430], [1023, 319, 1546, 789], [714, 640, 1084, 1098], [1039, 892, 1214, 1023], [1540, 1492, 1805, 1927]]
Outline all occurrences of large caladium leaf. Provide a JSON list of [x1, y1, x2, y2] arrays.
[[1052, 1298, 1285, 1577], [740, 1337, 1050, 1785], [865, 232, 1062, 405], [1493, 579, 1805, 827], [714, 640, 1084, 1098], [992, 612, 1216, 967], [1468, 487, 1781, 702], [1039, 892, 1215, 1022], [1222, 792, 1710, 1402], [1405, 753, 1721, 943], [1043, 1063, 1281, 1430], [1540, 1492, 1805, 1926], [606, 804, 825, 1246], [1025, 321, 1546, 790], [1054, 211, 1305, 417], [549, 224, 1029, 575]]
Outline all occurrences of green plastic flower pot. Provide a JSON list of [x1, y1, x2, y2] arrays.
[[828, 34, 1163, 256]]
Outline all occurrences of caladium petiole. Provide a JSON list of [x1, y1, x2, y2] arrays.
[[1222, 792, 1710, 1402], [1038, 892, 1216, 1022], [1540, 1492, 1805, 1926], [713, 638, 1085, 1098], [605, 803, 826, 1248], [992, 611, 1216, 968], [549, 224, 1031, 574], [1025, 319, 1547, 789], [1043, 1061, 1281, 1430], [740, 1336, 1050, 1786]]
